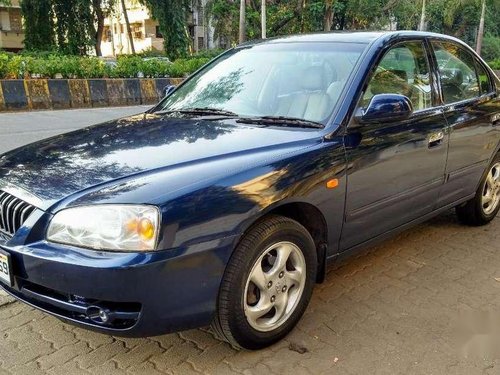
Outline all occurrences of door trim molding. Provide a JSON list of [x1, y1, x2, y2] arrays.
[[345, 177, 444, 222]]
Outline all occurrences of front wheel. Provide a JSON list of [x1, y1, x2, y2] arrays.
[[211, 215, 317, 349], [456, 154, 500, 226]]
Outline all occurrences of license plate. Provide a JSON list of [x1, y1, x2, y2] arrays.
[[0, 250, 13, 286]]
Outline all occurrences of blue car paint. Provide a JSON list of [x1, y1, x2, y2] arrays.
[[0, 31, 499, 337]]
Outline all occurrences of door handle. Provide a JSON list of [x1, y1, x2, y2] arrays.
[[493, 113, 500, 127], [428, 131, 444, 148]]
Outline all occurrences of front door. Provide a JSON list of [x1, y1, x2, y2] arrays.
[[340, 40, 449, 250]]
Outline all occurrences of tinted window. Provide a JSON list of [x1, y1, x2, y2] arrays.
[[475, 60, 492, 94], [432, 41, 480, 104], [362, 41, 432, 111], [158, 42, 367, 124]]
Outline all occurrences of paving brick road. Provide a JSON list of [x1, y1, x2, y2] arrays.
[[1, 108, 500, 374]]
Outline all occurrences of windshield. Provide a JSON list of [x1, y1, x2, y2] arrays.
[[156, 42, 367, 124]]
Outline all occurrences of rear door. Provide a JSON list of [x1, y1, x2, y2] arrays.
[[340, 40, 449, 250], [430, 40, 500, 207]]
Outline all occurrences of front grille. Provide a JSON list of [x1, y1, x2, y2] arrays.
[[0, 191, 36, 237]]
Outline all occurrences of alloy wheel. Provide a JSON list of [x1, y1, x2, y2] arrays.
[[244, 241, 306, 332], [482, 162, 500, 215]]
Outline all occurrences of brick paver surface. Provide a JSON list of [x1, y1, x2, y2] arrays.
[[1, 211, 499, 374]]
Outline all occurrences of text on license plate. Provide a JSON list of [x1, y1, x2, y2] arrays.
[[0, 252, 11, 285]]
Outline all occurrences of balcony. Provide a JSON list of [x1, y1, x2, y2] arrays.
[[0, 30, 24, 51]]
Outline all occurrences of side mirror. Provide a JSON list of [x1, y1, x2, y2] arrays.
[[162, 85, 177, 98], [357, 94, 413, 124]]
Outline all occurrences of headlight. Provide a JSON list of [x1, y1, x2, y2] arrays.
[[47, 205, 160, 251]]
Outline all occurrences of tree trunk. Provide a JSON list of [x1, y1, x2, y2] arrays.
[[418, 0, 426, 31], [324, 0, 334, 31], [300, 0, 306, 33], [261, 0, 266, 38], [93, 0, 104, 56], [121, 0, 135, 54], [476, 0, 486, 55], [239, 0, 246, 43]]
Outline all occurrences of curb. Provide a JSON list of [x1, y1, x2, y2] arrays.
[[0, 78, 184, 112]]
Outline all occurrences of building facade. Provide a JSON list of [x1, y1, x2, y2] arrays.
[[101, 0, 217, 57], [0, 0, 24, 52], [188, 0, 218, 52], [101, 1, 163, 56]]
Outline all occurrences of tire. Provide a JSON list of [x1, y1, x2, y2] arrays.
[[211, 215, 317, 350], [456, 153, 500, 226]]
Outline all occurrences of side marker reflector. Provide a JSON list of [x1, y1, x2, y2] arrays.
[[326, 179, 339, 189]]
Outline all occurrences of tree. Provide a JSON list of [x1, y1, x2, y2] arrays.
[[140, 0, 190, 59], [121, 0, 136, 54], [261, 0, 266, 38], [20, 0, 56, 51], [52, 0, 95, 55], [239, 0, 246, 42], [418, 0, 426, 31], [324, 0, 335, 31], [92, 0, 116, 56], [476, 0, 486, 54]]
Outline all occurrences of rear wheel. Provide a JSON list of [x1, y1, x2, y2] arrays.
[[211, 215, 317, 349], [456, 154, 500, 226]]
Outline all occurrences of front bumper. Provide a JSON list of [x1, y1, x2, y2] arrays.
[[0, 235, 238, 337]]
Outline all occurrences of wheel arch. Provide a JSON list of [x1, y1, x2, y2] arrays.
[[238, 199, 329, 283]]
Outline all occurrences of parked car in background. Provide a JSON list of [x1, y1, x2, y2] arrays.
[[0, 31, 499, 350]]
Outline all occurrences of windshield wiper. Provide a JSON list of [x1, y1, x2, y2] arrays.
[[157, 107, 240, 117], [236, 116, 324, 129]]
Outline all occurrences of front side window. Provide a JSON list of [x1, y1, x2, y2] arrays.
[[157, 42, 367, 124], [361, 41, 432, 111], [475, 60, 493, 94], [432, 41, 480, 104]]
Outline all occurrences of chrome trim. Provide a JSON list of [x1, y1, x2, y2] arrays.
[[0, 192, 8, 230], [0, 190, 36, 237], [5, 196, 16, 233], [0, 180, 43, 208], [428, 131, 444, 144], [19, 204, 33, 224]]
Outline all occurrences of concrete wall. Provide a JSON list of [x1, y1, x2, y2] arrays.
[[0, 78, 184, 112]]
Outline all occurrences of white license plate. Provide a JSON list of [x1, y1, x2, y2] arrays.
[[0, 251, 12, 286]]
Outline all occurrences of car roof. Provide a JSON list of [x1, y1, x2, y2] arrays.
[[238, 30, 464, 46]]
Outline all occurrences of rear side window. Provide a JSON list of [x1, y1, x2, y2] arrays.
[[432, 41, 480, 104]]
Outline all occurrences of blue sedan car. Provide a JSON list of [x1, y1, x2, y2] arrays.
[[0, 31, 499, 350]]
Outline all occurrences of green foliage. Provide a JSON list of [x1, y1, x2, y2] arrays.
[[52, 0, 95, 55], [206, 0, 499, 52], [21, 0, 97, 55], [0, 54, 9, 78], [482, 36, 500, 63], [489, 59, 500, 70], [20, 0, 56, 51], [0, 52, 208, 79], [13, 0, 500, 60], [167, 57, 210, 77], [139, 0, 191, 60], [186, 48, 225, 60]]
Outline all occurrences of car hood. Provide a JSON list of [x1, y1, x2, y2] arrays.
[[0, 113, 320, 208]]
